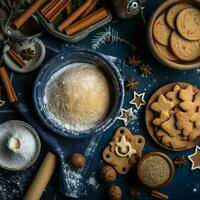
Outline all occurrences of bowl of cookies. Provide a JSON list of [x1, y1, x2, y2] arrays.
[[145, 82, 200, 151], [147, 0, 200, 70]]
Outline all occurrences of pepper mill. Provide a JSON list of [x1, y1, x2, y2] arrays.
[[109, 0, 146, 18]]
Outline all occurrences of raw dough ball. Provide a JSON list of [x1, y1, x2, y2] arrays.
[[46, 64, 112, 131]]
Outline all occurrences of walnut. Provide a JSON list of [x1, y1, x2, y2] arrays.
[[99, 166, 117, 183], [69, 153, 85, 169], [107, 185, 122, 200]]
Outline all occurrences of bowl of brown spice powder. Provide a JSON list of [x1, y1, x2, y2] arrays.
[[137, 152, 174, 189]]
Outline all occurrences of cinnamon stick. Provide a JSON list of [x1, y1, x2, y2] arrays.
[[65, 7, 108, 36], [57, 0, 93, 32], [150, 190, 169, 200], [66, 0, 73, 16], [7, 48, 25, 68], [12, 0, 45, 29], [48, 0, 69, 22], [44, 0, 65, 19], [80, 0, 100, 19], [0, 67, 18, 103], [40, 0, 58, 15]]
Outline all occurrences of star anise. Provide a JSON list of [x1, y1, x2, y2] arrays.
[[126, 80, 138, 91], [128, 55, 142, 66], [173, 155, 187, 168], [21, 48, 36, 61], [139, 63, 152, 77], [129, 186, 141, 198]]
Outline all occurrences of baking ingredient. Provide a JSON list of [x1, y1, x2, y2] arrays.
[[12, 0, 45, 29], [65, 8, 108, 36], [69, 153, 86, 170], [173, 155, 187, 168], [45, 63, 112, 132], [0, 121, 40, 170], [126, 79, 138, 91], [139, 155, 170, 187], [107, 185, 122, 200], [99, 166, 116, 183], [150, 190, 169, 200], [129, 186, 141, 198], [57, 0, 93, 31], [0, 67, 18, 103]]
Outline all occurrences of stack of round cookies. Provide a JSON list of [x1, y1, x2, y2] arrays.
[[153, 3, 200, 63]]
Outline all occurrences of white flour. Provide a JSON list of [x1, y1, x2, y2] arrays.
[[0, 121, 40, 170]]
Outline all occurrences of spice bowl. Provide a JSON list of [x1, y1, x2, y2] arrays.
[[33, 49, 124, 138], [147, 0, 200, 70], [137, 152, 175, 189]]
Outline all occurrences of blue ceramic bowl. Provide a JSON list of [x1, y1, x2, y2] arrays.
[[33, 49, 124, 138]]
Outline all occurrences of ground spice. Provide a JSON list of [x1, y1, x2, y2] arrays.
[[139, 156, 170, 187]]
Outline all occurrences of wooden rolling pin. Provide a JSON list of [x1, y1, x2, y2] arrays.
[[23, 152, 57, 200]]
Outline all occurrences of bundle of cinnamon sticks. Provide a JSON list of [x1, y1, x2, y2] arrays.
[[40, 0, 108, 36], [40, 0, 70, 23], [58, 0, 108, 36]]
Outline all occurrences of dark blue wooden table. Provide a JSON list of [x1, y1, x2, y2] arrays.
[[0, 0, 200, 199]]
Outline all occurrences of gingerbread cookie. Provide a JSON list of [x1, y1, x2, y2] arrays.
[[157, 129, 188, 149], [170, 31, 200, 61], [153, 14, 172, 46], [146, 83, 200, 150], [102, 127, 145, 175], [166, 3, 192, 29], [155, 41, 178, 61], [166, 85, 181, 105], [180, 92, 200, 113], [175, 111, 193, 136], [161, 114, 182, 137], [151, 95, 174, 113], [152, 110, 170, 126], [177, 8, 200, 41], [179, 85, 194, 101], [191, 108, 200, 129]]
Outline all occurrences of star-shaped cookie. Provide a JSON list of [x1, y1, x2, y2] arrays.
[[118, 108, 135, 126], [188, 146, 200, 170], [129, 92, 146, 110]]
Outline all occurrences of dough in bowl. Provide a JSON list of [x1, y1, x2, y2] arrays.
[[45, 63, 113, 132]]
